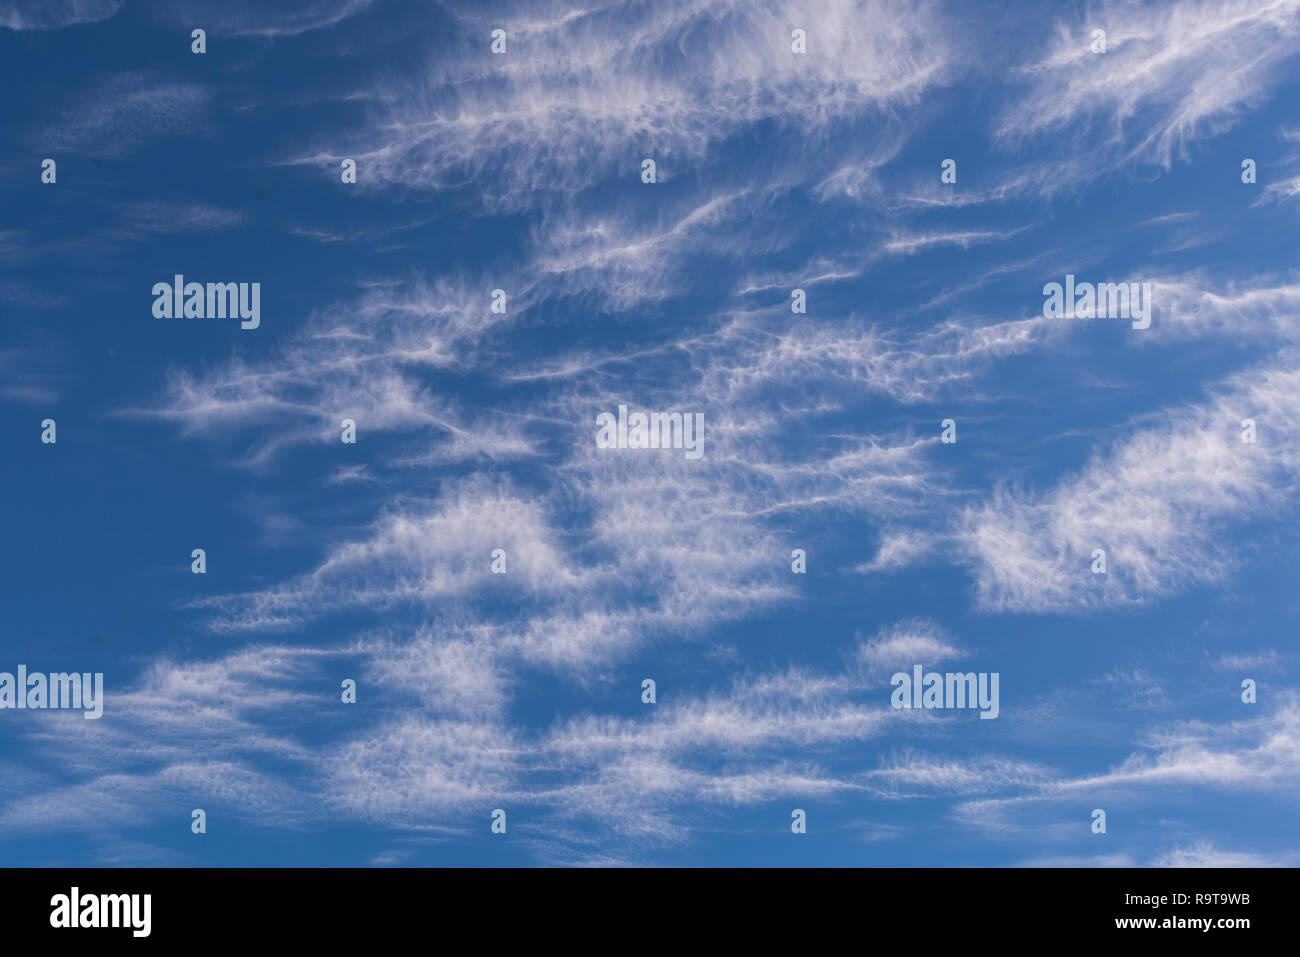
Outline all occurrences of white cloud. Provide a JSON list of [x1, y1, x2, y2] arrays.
[[957, 357, 1300, 612], [38, 73, 210, 156], [0, 0, 119, 30], [192, 482, 590, 632], [287, 0, 956, 208], [1001, 0, 1300, 172], [1151, 841, 1299, 867], [855, 620, 963, 679]]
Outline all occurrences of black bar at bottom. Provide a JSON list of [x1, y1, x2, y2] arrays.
[[0, 866, 1280, 943]]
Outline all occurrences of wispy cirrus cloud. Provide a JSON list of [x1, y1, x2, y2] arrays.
[[6, 0, 1300, 869], [1000, 0, 1300, 172], [957, 692, 1300, 836], [0, 0, 120, 31], [956, 358, 1300, 613], [36, 72, 210, 156], [149, 0, 376, 37], [286, 0, 957, 208]]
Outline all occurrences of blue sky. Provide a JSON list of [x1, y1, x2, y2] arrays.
[[1, 0, 1299, 867]]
